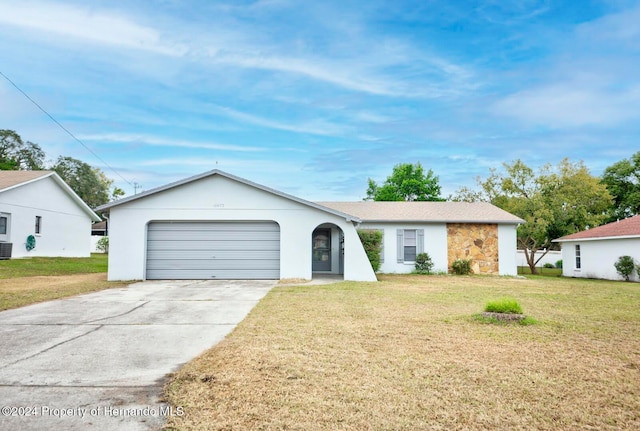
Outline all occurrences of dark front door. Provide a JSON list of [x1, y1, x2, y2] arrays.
[[312, 228, 331, 271]]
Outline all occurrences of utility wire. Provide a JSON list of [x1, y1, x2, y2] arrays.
[[0, 70, 134, 188]]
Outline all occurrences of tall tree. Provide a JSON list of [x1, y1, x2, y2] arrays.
[[51, 156, 117, 209], [602, 151, 640, 221], [453, 159, 612, 274], [365, 162, 444, 201], [0, 129, 45, 170]]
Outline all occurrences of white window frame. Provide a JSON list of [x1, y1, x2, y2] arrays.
[[35, 215, 42, 235], [0, 213, 9, 242], [575, 244, 581, 270], [397, 229, 424, 264]]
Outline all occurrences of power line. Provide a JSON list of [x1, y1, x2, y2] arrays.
[[0, 70, 135, 188]]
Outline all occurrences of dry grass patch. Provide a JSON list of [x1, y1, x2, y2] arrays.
[[0, 273, 128, 311], [164, 274, 640, 431]]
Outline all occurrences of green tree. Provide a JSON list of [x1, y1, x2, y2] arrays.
[[52, 156, 118, 209], [0, 129, 45, 170], [602, 151, 640, 221], [365, 162, 444, 201], [454, 159, 612, 274]]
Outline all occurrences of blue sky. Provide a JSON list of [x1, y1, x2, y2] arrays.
[[1, 0, 639, 201]]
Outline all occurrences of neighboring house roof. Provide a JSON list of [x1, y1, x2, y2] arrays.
[[554, 215, 640, 242], [318, 201, 525, 224], [0, 170, 101, 222], [95, 169, 362, 222]]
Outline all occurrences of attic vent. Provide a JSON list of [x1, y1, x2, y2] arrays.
[[0, 242, 12, 260]]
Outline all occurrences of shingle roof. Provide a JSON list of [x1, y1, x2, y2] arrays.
[[554, 215, 640, 241], [317, 201, 524, 224], [0, 170, 52, 191]]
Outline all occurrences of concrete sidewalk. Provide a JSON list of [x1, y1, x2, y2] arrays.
[[0, 279, 276, 430]]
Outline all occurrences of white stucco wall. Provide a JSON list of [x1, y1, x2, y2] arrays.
[[498, 224, 519, 276], [0, 176, 93, 258], [106, 175, 376, 282], [560, 238, 640, 282], [359, 222, 519, 275], [358, 223, 449, 274]]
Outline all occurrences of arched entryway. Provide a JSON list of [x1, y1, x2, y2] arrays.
[[312, 223, 344, 281]]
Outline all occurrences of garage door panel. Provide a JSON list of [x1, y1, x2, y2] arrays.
[[146, 221, 280, 280], [147, 230, 280, 241], [148, 222, 278, 232], [146, 269, 280, 280], [147, 259, 279, 270], [147, 249, 280, 260], [147, 240, 279, 251]]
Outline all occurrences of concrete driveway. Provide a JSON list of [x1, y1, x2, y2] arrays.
[[0, 279, 276, 430]]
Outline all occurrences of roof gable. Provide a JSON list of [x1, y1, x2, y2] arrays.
[[317, 201, 524, 224], [554, 215, 640, 242], [95, 169, 361, 222], [0, 170, 101, 222]]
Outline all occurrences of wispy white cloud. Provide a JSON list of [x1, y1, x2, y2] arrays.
[[80, 133, 266, 152], [212, 105, 351, 136], [0, 1, 186, 56], [493, 83, 640, 127]]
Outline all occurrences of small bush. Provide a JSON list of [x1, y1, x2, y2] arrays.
[[414, 253, 434, 274], [543, 263, 554, 269], [485, 297, 523, 314], [555, 259, 563, 269], [614, 255, 635, 281], [451, 259, 472, 275], [358, 230, 383, 272], [96, 236, 109, 254]]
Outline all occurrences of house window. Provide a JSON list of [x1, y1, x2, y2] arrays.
[[397, 229, 424, 263], [0, 216, 6, 235], [35, 216, 42, 234], [404, 230, 417, 262], [575, 245, 581, 270]]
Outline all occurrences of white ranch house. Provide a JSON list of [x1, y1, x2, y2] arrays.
[[0, 170, 100, 258], [96, 170, 523, 282], [554, 215, 640, 282]]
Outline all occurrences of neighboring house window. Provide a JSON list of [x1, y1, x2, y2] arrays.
[[0, 216, 6, 235], [575, 244, 581, 270], [35, 216, 42, 234], [397, 229, 424, 263]]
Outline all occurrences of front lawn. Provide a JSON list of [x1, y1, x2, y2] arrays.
[[0, 253, 108, 279], [165, 274, 640, 430], [0, 254, 128, 311]]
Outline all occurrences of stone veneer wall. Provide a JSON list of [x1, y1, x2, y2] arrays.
[[447, 223, 499, 274]]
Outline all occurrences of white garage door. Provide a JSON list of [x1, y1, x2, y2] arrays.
[[146, 221, 280, 280]]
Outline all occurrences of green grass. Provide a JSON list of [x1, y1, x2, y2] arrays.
[[165, 274, 640, 430], [517, 266, 562, 277], [484, 297, 523, 314], [0, 253, 128, 311], [0, 253, 108, 279]]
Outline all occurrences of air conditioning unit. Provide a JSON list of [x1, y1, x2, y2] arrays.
[[0, 242, 12, 260]]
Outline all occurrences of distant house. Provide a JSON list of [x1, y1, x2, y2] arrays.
[[95, 169, 523, 281], [553, 215, 640, 282], [0, 170, 101, 258]]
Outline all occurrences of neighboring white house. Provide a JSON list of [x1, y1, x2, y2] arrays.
[[554, 215, 640, 282], [0, 170, 101, 258], [96, 170, 523, 282], [320, 201, 523, 276]]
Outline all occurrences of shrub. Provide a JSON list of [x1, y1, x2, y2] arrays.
[[614, 255, 636, 281], [543, 263, 554, 269], [451, 259, 472, 275], [414, 253, 434, 274], [358, 230, 383, 272], [485, 297, 523, 314], [96, 236, 109, 254], [555, 259, 563, 269]]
